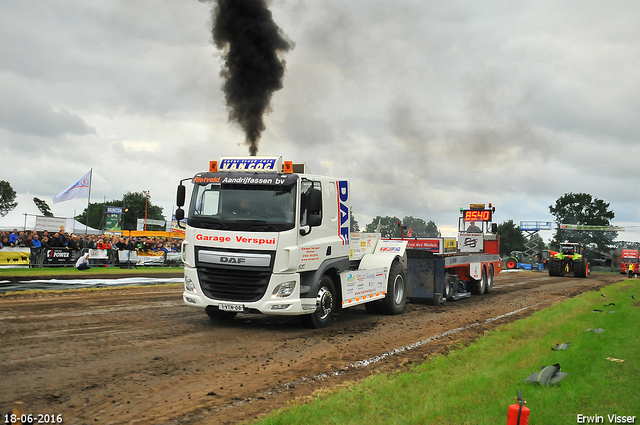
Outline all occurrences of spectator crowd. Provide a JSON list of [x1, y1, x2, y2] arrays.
[[0, 228, 182, 267]]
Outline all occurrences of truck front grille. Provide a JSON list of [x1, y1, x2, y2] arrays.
[[198, 266, 271, 302]]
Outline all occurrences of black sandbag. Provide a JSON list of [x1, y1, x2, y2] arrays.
[[524, 363, 568, 386]]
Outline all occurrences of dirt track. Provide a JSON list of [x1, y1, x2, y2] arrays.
[[0, 271, 625, 424]]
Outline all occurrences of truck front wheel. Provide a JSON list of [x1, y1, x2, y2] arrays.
[[380, 261, 407, 315], [301, 275, 336, 329]]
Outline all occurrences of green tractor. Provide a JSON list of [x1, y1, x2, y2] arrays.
[[504, 251, 524, 269], [548, 242, 589, 278]]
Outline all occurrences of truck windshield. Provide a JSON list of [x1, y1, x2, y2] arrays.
[[188, 183, 296, 232]]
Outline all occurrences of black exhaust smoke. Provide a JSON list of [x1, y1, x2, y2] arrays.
[[213, 0, 293, 156]]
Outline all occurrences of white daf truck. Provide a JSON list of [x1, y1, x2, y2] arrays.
[[175, 156, 408, 328]]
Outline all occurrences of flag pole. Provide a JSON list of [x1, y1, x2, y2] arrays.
[[86, 168, 93, 235]]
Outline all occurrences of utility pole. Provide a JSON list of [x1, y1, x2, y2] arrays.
[[143, 190, 150, 231]]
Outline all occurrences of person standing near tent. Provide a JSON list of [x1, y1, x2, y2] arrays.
[[30, 234, 42, 267], [40, 235, 52, 266], [58, 228, 69, 249], [75, 251, 90, 271], [9, 229, 18, 246]]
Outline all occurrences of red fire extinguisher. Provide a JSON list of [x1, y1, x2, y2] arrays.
[[507, 390, 530, 425]]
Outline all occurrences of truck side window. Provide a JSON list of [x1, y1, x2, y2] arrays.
[[300, 180, 321, 226], [194, 185, 220, 216]]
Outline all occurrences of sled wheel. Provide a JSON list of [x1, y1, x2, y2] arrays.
[[471, 267, 486, 295], [444, 273, 453, 300], [484, 265, 494, 293]]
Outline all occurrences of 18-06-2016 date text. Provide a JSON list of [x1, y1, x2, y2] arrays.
[[4, 413, 63, 424]]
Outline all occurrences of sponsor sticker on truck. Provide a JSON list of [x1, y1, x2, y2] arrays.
[[375, 239, 408, 256], [340, 268, 387, 307]]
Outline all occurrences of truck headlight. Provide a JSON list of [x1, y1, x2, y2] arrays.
[[185, 276, 196, 293], [271, 281, 296, 298]]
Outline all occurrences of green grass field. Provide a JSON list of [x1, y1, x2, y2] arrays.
[[255, 279, 640, 425], [0, 266, 183, 278]]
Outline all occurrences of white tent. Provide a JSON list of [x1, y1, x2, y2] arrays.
[[62, 218, 101, 235], [0, 191, 42, 231], [0, 192, 100, 234]]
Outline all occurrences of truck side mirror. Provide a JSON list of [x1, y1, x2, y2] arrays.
[[300, 214, 322, 236], [307, 188, 322, 214], [308, 214, 321, 227], [177, 184, 186, 207], [175, 208, 185, 222]]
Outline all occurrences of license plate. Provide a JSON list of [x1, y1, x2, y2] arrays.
[[219, 303, 244, 312]]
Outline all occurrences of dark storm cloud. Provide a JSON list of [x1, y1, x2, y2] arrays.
[[213, 0, 294, 156]]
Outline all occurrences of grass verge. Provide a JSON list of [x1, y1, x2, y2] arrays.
[[0, 266, 183, 278], [254, 279, 640, 425]]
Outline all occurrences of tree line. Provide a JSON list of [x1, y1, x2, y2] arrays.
[[2, 180, 621, 252]]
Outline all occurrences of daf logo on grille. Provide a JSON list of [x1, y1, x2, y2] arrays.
[[199, 250, 271, 267], [220, 256, 246, 264]]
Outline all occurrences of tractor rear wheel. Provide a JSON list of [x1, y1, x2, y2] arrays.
[[549, 258, 563, 276], [574, 257, 589, 278], [505, 258, 517, 269]]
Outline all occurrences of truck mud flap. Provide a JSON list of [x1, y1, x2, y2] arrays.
[[405, 249, 445, 305]]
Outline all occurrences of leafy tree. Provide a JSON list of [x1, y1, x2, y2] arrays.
[[0, 180, 17, 217], [549, 192, 616, 251], [614, 241, 640, 250], [364, 215, 439, 238], [365, 215, 402, 238], [76, 191, 165, 231], [33, 197, 53, 217], [350, 212, 360, 233], [402, 216, 439, 237], [497, 219, 526, 256]]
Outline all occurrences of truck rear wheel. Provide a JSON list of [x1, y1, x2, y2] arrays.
[[484, 265, 494, 293], [205, 306, 237, 322], [301, 275, 336, 329], [379, 261, 407, 315]]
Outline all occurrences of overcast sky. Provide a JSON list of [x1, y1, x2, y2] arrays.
[[2, 0, 639, 242]]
